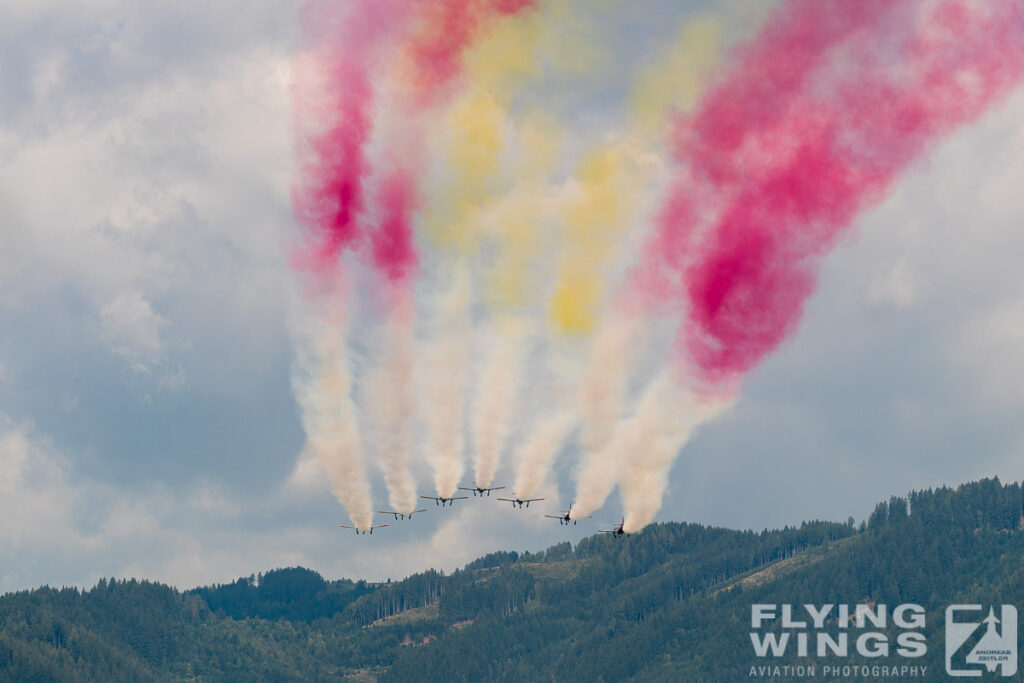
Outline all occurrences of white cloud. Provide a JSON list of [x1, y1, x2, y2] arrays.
[[100, 291, 167, 366], [0, 0, 295, 410], [959, 298, 1024, 407], [0, 416, 318, 592], [0, 421, 81, 563], [867, 258, 921, 309]]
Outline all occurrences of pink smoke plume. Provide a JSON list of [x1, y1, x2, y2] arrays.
[[372, 169, 419, 282], [291, 0, 402, 277], [642, 0, 1024, 385]]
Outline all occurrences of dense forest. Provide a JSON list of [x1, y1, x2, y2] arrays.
[[2, 478, 1023, 681]]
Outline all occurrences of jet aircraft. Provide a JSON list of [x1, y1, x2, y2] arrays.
[[458, 484, 505, 497], [379, 509, 427, 520], [420, 495, 469, 507], [597, 519, 627, 537], [497, 496, 545, 509], [338, 524, 389, 535], [546, 504, 587, 526]]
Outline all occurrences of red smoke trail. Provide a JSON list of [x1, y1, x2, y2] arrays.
[[644, 0, 1024, 385], [372, 169, 419, 282], [291, 58, 371, 274], [292, 0, 407, 277]]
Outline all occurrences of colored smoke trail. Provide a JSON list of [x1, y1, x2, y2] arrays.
[[291, 0, 405, 276], [292, 0, 540, 517], [421, 7, 557, 494], [569, 312, 644, 519], [604, 0, 1024, 525], [616, 378, 732, 532], [630, 14, 722, 138], [471, 321, 526, 489], [287, 0, 1024, 534], [562, 11, 730, 517], [362, 298, 419, 514], [293, 306, 374, 530], [549, 146, 643, 335], [649, 0, 1024, 384], [400, 0, 539, 105], [420, 272, 472, 498], [370, 168, 420, 283], [512, 411, 575, 500], [295, 0, 540, 280]]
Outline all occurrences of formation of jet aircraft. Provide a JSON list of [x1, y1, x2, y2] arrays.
[[339, 483, 626, 537]]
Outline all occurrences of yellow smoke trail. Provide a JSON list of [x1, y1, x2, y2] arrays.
[[548, 145, 646, 335], [418, 9, 562, 491], [569, 10, 732, 520], [421, 7, 543, 253], [422, 5, 727, 507], [630, 15, 722, 137], [421, 0, 605, 259], [545, 12, 723, 334]]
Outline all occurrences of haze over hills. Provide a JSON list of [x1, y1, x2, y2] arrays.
[[1, 477, 1022, 681]]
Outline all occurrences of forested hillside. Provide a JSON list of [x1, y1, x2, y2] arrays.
[[1, 478, 1022, 681]]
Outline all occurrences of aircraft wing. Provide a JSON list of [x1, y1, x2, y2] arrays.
[[420, 495, 440, 501], [544, 515, 564, 520], [496, 498, 514, 502]]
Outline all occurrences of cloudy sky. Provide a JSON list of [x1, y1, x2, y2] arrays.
[[2, 0, 1024, 594]]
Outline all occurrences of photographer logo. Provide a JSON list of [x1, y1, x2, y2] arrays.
[[945, 605, 1017, 677]]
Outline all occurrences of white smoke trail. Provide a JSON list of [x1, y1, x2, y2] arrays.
[[511, 411, 575, 500], [420, 271, 471, 497], [471, 320, 525, 489], [570, 313, 644, 518], [293, 308, 374, 530], [617, 376, 733, 532], [361, 299, 419, 514]]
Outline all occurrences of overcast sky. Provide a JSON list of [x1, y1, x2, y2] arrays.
[[2, 0, 1024, 594]]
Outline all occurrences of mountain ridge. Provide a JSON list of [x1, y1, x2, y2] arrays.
[[2, 477, 1022, 680]]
